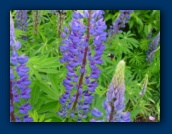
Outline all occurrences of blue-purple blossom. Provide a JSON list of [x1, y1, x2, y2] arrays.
[[19, 103, 32, 114], [57, 10, 107, 121], [10, 14, 15, 47], [146, 32, 160, 64], [10, 12, 32, 122], [16, 10, 28, 40], [90, 119, 104, 122], [91, 60, 131, 122], [108, 10, 133, 39], [16, 10, 28, 31], [92, 108, 103, 118], [103, 60, 131, 122]]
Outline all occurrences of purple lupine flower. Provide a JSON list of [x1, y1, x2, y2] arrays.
[[23, 115, 33, 122], [92, 108, 103, 118], [16, 64, 29, 77], [10, 15, 21, 51], [10, 12, 32, 122], [108, 10, 133, 39], [19, 103, 32, 114], [10, 14, 15, 47], [103, 60, 131, 122], [91, 60, 131, 122], [10, 102, 13, 113], [16, 10, 28, 31], [146, 32, 160, 64], [10, 67, 14, 80], [58, 10, 107, 121], [15, 116, 22, 122], [16, 10, 28, 40], [90, 119, 104, 122]]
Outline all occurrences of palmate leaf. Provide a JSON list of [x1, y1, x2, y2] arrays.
[[131, 64, 147, 81], [109, 32, 138, 56], [128, 51, 145, 66], [111, 37, 131, 55], [139, 38, 149, 51], [27, 55, 63, 80], [118, 31, 139, 49]]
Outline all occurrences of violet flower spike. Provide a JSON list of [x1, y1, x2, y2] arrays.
[[108, 10, 133, 39], [10, 12, 32, 122], [16, 10, 28, 40], [146, 32, 160, 64], [58, 10, 107, 121], [91, 60, 131, 122], [103, 60, 131, 122]]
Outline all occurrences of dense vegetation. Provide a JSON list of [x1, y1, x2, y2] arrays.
[[10, 10, 160, 122]]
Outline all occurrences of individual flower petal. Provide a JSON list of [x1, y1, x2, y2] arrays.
[[19, 103, 32, 114], [149, 116, 155, 121], [92, 108, 103, 118]]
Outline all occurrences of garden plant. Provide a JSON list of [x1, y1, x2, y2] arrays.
[[10, 10, 160, 122]]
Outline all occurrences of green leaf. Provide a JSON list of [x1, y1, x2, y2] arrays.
[[130, 106, 142, 121], [39, 114, 45, 122], [47, 74, 59, 92], [38, 82, 59, 100], [44, 119, 52, 122], [38, 101, 58, 113], [30, 81, 41, 105], [105, 14, 112, 21]]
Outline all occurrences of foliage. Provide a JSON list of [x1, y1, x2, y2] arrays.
[[10, 10, 160, 122]]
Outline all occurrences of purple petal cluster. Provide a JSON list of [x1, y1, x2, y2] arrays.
[[91, 60, 131, 122], [146, 32, 160, 64], [108, 10, 133, 38], [103, 60, 131, 122], [92, 108, 103, 118], [10, 13, 32, 122], [16, 10, 28, 40], [58, 10, 107, 121]]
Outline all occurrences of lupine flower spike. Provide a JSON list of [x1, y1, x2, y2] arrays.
[[10, 12, 32, 122], [16, 10, 28, 40], [91, 60, 131, 122], [108, 10, 133, 39], [58, 10, 107, 121], [146, 32, 160, 64]]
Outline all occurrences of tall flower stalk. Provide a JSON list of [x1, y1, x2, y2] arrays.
[[58, 10, 107, 121], [146, 32, 160, 64], [91, 60, 131, 122], [108, 10, 133, 39], [32, 10, 41, 35], [50, 10, 66, 38], [10, 12, 32, 122], [16, 10, 28, 40]]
